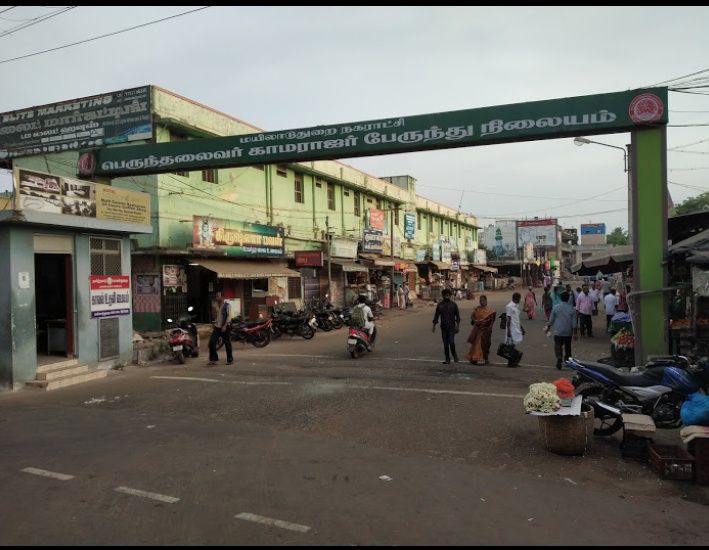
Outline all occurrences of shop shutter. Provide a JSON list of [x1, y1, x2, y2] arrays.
[[99, 317, 119, 360], [90, 238, 123, 359]]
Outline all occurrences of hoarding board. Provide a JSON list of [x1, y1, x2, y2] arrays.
[[193, 216, 284, 256], [517, 218, 557, 248], [580, 223, 606, 235]]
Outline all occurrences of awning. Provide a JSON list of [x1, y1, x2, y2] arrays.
[[193, 259, 301, 279], [470, 264, 498, 273], [570, 245, 634, 274], [430, 261, 451, 270], [331, 260, 369, 272], [359, 253, 395, 267]]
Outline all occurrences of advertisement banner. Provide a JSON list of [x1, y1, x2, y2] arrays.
[[382, 234, 401, 257], [93, 88, 668, 176], [363, 229, 384, 253], [294, 251, 323, 267], [472, 248, 487, 265], [517, 218, 558, 248], [432, 239, 441, 261], [14, 168, 150, 225], [481, 220, 517, 259], [135, 273, 160, 294], [0, 86, 152, 160], [580, 223, 606, 235], [440, 236, 452, 263], [330, 237, 358, 259], [89, 275, 131, 318], [193, 216, 284, 256], [368, 208, 385, 231], [404, 213, 416, 240], [162, 265, 187, 292]]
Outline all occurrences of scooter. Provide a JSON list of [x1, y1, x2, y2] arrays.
[[167, 306, 199, 364], [566, 357, 708, 436], [347, 325, 377, 359]]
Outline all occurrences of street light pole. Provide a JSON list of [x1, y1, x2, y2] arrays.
[[573, 136, 631, 244]]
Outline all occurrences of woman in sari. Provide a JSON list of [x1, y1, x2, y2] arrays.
[[466, 295, 496, 365], [523, 287, 537, 320]]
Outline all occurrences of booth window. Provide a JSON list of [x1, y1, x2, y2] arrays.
[[251, 278, 269, 295], [90, 238, 121, 275]]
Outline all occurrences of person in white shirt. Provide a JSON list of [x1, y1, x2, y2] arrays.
[[604, 288, 619, 330], [589, 286, 599, 317], [505, 292, 525, 368]]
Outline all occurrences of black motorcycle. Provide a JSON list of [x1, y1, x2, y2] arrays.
[[270, 309, 317, 340]]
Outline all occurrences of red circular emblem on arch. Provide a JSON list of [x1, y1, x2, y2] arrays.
[[628, 93, 664, 124]]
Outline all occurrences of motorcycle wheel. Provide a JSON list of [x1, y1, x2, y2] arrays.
[[270, 325, 282, 339], [299, 325, 315, 339], [576, 383, 623, 436], [251, 330, 271, 348], [349, 345, 360, 359], [330, 316, 343, 329], [320, 319, 333, 332], [175, 351, 185, 365]]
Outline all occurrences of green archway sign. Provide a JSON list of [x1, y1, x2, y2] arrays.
[[93, 87, 669, 362]]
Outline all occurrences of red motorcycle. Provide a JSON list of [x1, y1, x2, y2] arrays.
[[217, 316, 272, 349], [347, 325, 376, 359]]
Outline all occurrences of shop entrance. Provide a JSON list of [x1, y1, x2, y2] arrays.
[[34, 253, 73, 363]]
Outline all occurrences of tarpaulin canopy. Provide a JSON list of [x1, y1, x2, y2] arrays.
[[669, 227, 709, 264], [570, 245, 633, 275], [193, 259, 300, 279]]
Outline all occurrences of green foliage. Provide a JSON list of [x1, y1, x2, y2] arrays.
[[607, 226, 629, 246], [674, 192, 709, 216]]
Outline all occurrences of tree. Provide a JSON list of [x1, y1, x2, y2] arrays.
[[607, 226, 629, 246], [674, 192, 709, 216]]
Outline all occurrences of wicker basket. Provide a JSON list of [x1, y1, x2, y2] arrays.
[[537, 404, 595, 455]]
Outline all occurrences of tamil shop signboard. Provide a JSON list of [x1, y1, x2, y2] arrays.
[[92, 88, 667, 176], [193, 216, 284, 257], [363, 229, 384, 253], [14, 168, 150, 225], [294, 251, 323, 267], [404, 213, 416, 240], [89, 275, 131, 318], [0, 86, 152, 160], [581, 223, 606, 235]]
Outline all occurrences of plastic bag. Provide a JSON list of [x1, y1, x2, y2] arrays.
[[680, 392, 709, 427], [553, 378, 575, 399]]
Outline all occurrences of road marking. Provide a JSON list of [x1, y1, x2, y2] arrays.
[[114, 486, 180, 504], [21, 467, 74, 481], [235, 512, 311, 533], [151, 376, 290, 386], [348, 384, 524, 398]]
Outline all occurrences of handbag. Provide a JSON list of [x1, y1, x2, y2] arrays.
[[497, 338, 523, 364]]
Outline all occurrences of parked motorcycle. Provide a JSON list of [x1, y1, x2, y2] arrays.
[[166, 306, 199, 364], [216, 316, 272, 349], [566, 357, 708, 436], [347, 325, 377, 359], [270, 309, 317, 340]]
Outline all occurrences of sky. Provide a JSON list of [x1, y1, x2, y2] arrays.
[[1, 5, 708, 233]]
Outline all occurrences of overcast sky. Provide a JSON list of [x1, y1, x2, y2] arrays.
[[1, 5, 708, 232]]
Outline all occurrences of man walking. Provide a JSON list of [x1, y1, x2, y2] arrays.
[[208, 293, 233, 366], [575, 284, 594, 338], [604, 288, 619, 330], [546, 291, 578, 369], [505, 292, 525, 368], [432, 288, 461, 364]]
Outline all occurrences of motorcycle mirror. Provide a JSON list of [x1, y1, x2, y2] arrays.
[[167, 318, 173, 323], [187, 306, 194, 312]]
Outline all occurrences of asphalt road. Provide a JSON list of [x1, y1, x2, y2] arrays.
[[0, 290, 707, 545]]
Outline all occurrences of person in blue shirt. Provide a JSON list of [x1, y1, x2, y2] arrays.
[[545, 291, 578, 370]]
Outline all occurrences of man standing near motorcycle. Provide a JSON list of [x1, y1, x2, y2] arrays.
[[208, 293, 233, 366]]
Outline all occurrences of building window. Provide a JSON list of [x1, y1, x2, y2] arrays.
[[90, 237, 122, 275], [276, 164, 288, 177], [327, 183, 335, 210], [202, 168, 217, 183], [254, 165, 265, 170], [376, 199, 381, 209], [287, 277, 302, 299], [170, 131, 189, 177], [417, 212, 421, 228], [294, 173, 304, 203], [251, 278, 269, 294], [394, 208, 400, 226], [367, 198, 373, 204], [354, 191, 361, 217]]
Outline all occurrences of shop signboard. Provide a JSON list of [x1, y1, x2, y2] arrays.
[[404, 213, 416, 240], [382, 234, 401, 257], [367, 208, 385, 231], [440, 236, 452, 263], [294, 250, 323, 267], [13, 168, 150, 225], [472, 248, 487, 265], [517, 218, 558, 248], [363, 228, 384, 253], [330, 237, 358, 259], [415, 248, 427, 262], [580, 223, 606, 235], [0, 86, 152, 160], [481, 220, 517, 259], [89, 275, 131, 318], [193, 215, 284, 256]]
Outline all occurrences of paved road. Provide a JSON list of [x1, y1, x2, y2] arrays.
[[0, 290, 707, 545]]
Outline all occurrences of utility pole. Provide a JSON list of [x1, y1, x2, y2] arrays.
[[390, 206, 396, 308], [326, 216, 332, 301]]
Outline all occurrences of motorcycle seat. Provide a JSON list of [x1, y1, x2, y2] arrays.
[[576, 360, 663, 386]]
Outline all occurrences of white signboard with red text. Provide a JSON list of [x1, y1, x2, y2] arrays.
[[90, 275, 131, 318]]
